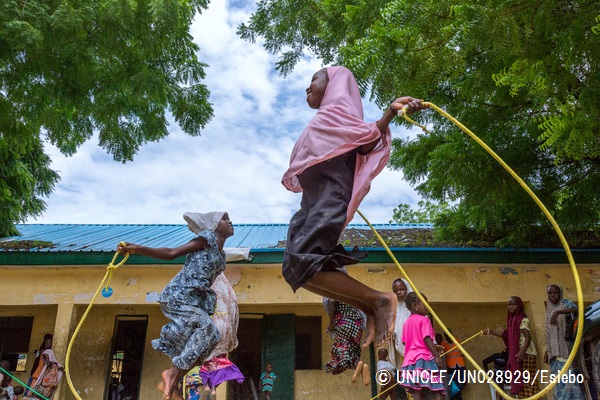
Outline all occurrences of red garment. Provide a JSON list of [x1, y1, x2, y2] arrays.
[[501, 296, 526, 394]]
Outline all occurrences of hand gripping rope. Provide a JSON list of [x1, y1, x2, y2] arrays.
[[437, 330, 484, 358], [64, 242, 129, 400], [361, 102, 583, 400]]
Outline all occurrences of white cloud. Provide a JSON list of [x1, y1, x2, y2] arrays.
[[27, 0, 423, 226]]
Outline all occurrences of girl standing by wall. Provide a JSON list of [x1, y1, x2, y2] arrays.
[[389, 278, 413, 400], [484, 296, 540, 398], [544, 284, 584, 400]]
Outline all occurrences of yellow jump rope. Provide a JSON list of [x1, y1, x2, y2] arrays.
[[0, 244, 129, 400], [58, 103, 583, 400], [64, 242, 129, 400], [362, 102, 583, 400]]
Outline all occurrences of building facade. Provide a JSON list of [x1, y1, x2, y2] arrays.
[[1, 223, 599, 399]]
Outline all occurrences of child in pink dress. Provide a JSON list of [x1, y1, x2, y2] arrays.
[[400, 292, 445, 400]]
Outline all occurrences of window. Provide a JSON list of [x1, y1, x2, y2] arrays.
[[0, 317, 34, 372], [295, 316, 321, 370]]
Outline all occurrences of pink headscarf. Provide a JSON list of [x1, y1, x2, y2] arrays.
[[281, 66, 391, 226]]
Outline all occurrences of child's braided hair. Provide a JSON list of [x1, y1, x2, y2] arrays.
[[405, 292, 420, 311]]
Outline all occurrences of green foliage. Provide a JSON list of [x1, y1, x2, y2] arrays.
[[0, 0, 213, 236], [390, 201, 449, 224], [0, 131, 58, 237], [241, 0, 600, 246]]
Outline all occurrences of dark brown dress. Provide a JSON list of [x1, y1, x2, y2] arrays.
[[283, 150, 366, 291]]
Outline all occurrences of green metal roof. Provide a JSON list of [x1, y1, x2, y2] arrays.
[[1, 223, 598, 265]]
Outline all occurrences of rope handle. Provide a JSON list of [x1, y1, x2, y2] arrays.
[[104, 241, 130, 292], [64, 242, 129, 400], [397, 105, 430, 133]]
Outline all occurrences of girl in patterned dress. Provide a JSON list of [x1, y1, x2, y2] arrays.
[[118, 211, 234, 400], [323, 297, 370, 385], [282, 65, 428, 347]]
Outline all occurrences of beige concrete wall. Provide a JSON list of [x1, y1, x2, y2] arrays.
[[226, 262, 600, 399], [1, 261, 599, 399], [61, 304, 166, 400], [295, 369, 372, 398], [0, 267, 174, 400]]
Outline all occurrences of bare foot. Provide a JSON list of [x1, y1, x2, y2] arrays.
[[361, 313, 376, 349], [374, 292, 397, 347], [171, 387, 184, 400], [362, 363, 371, 386], [161, 367, 184, 400], [352, 360, 364, 385]]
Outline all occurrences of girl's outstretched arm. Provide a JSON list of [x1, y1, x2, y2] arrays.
[[117, 237, 208, 260], [483, 328, 504, 338]]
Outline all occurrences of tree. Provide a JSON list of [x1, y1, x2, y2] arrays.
[[240, 0, 600, 246], [0, 0, 213, 236], [390, 201, 448, 224]]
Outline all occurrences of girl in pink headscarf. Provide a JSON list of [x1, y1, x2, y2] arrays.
[[282, 66, 428, 347]]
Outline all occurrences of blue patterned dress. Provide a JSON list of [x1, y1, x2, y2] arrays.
[[152, 230, 226, 370]]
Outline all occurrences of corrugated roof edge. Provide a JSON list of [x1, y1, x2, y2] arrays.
[[0, 223, 435, 252], [0, 223, 599, 265]]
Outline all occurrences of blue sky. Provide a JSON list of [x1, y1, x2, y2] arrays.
[[26, 0, 423, 226]]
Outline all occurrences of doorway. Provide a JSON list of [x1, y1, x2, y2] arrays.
[[105, 315, 148, 400], [228, 314, 295, 400], [228, 316, 263, 400]]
